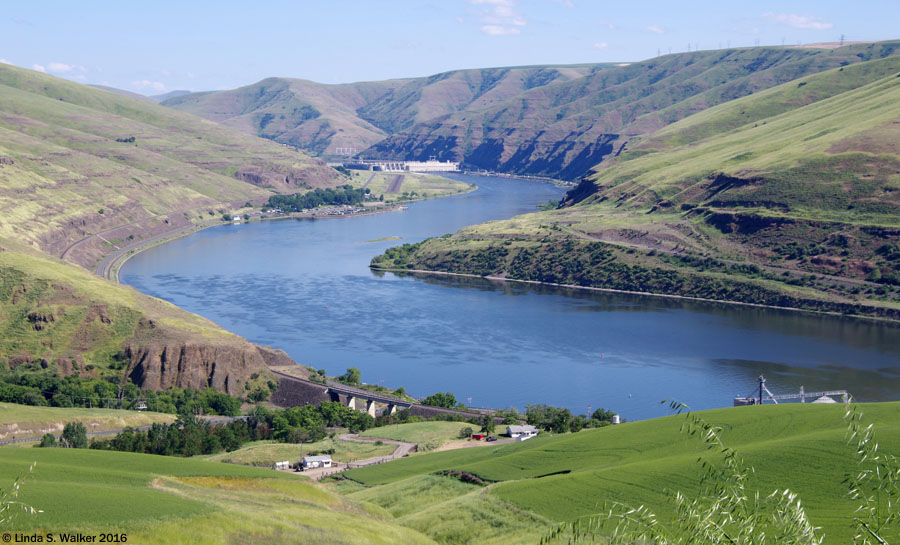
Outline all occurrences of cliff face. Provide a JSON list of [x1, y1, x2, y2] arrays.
[[126, 341, 269, 395]]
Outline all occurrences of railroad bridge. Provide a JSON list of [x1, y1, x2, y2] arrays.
[[269, 369, 487, 420], [270, 370, 411, 417]]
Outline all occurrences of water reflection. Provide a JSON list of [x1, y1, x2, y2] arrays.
[[121, 174, 900, 420]]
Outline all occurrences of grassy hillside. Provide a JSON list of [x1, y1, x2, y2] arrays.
[[201, 438, 395, 466], [0, 402, 175, 441], [0, 62, 339, 268], [0, 239, 276, 394], [371, 55, 900, 319], [163, 65, 599, 157], [343, 403, 900, 544], [0, 448, 434, 544], [368, 42, 900, 179]]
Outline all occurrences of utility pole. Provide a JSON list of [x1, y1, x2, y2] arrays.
[[840, 34, 845, 47]]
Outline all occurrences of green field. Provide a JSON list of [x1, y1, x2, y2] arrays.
[[0, 448, 434, 544], [201, 437, 396, 466], [0, 402, 175, 441], [348, 170, 472, 202], [360, 421, 474, 451], [344, 403, 900, 544]]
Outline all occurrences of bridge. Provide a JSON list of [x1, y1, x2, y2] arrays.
[[269, 369, 489, 420], [324, 382, 412, 417]]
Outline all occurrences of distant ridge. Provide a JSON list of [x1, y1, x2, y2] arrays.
[[162, 42, 900, 181]]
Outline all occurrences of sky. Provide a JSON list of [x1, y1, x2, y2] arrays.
[[1, 0, 898, 94]]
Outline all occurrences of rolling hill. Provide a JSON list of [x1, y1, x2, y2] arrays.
[[342, 403, 900, 545], [370, 54, 900, 320]]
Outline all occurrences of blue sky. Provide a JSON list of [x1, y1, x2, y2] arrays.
[[1, 1, 897, 94]]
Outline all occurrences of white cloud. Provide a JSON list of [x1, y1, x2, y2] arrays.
[[131, 79, 167, 92], [592, 42, 608, 50], [470, 0, 526, 36], [47, 62, 86, 73], [551, 0, 574, 6], [647, 25, 665, 34], [32, 64, 46, 73], [762, 12, 833, 30], [0, 58, 10, 64], [481, 24, 520, 35]]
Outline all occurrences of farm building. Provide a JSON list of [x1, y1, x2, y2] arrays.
[[507, 425, 538, 439], [301, 455, 333, 470]]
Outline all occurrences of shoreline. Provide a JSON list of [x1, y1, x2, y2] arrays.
[[372, 267, 900, 325], [103, 186, 478, 282]]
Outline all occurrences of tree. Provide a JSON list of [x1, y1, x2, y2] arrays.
[[61, 422, 87, 448], [423, 392, 456, 408], [38, 434, 56, 448], [459, 426, 474, 439], [591, 408, 616, 422], [337, 367, 362, 386], [479, 415, 496, 435]]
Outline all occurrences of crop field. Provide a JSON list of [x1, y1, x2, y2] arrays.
[[0, 402, 175, 441], [347, 474, 553, 545], [345, 402, 900, 544], [201, 437, 396, 466], [360, 421, 474, 451], [0, 448, 434, 544]]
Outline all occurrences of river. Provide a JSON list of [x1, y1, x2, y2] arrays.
[[120, 174, 900, 420]]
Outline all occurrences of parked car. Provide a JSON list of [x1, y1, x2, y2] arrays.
[[486, 436, 498, 442]]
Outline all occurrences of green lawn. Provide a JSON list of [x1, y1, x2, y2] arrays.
[[0, 448, 434, 544], [345, 402, 900, 544], [360, 421, 474, 451]]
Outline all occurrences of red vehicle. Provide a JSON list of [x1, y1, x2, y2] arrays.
[[471, 434, 485, 440]]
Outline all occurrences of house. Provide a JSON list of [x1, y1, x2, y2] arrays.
[[301, 455, 333, 470], [506, 425, 538, 439]]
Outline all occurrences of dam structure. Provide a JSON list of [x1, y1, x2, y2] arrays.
[[341, 159, 460, 173]]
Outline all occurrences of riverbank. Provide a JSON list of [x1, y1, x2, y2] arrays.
[[370, 266, 900, 325]]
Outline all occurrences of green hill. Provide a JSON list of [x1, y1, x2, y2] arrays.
[[342, 403, 900, 544], [371, 55, 900, 319], [0, 239, 285, 394], [0, 448, 434, 544], [0, 62, 339, 268]]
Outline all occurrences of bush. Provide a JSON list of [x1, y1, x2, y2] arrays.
[[459, 426, 474, 439]]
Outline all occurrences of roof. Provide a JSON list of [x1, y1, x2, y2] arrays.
[[302, 455, 333, 463], [507, 425, 538, 433]]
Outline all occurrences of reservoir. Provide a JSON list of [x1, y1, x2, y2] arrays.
[[121, 174, 900, 420]]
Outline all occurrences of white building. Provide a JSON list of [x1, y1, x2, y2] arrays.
[[507, 425, 538, 439], [301, 455, 333, 470]]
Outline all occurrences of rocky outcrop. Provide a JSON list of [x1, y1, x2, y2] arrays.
[[126, 341, 269, 395]]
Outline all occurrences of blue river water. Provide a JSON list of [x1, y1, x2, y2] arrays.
[[121, 174, 900, 420]]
